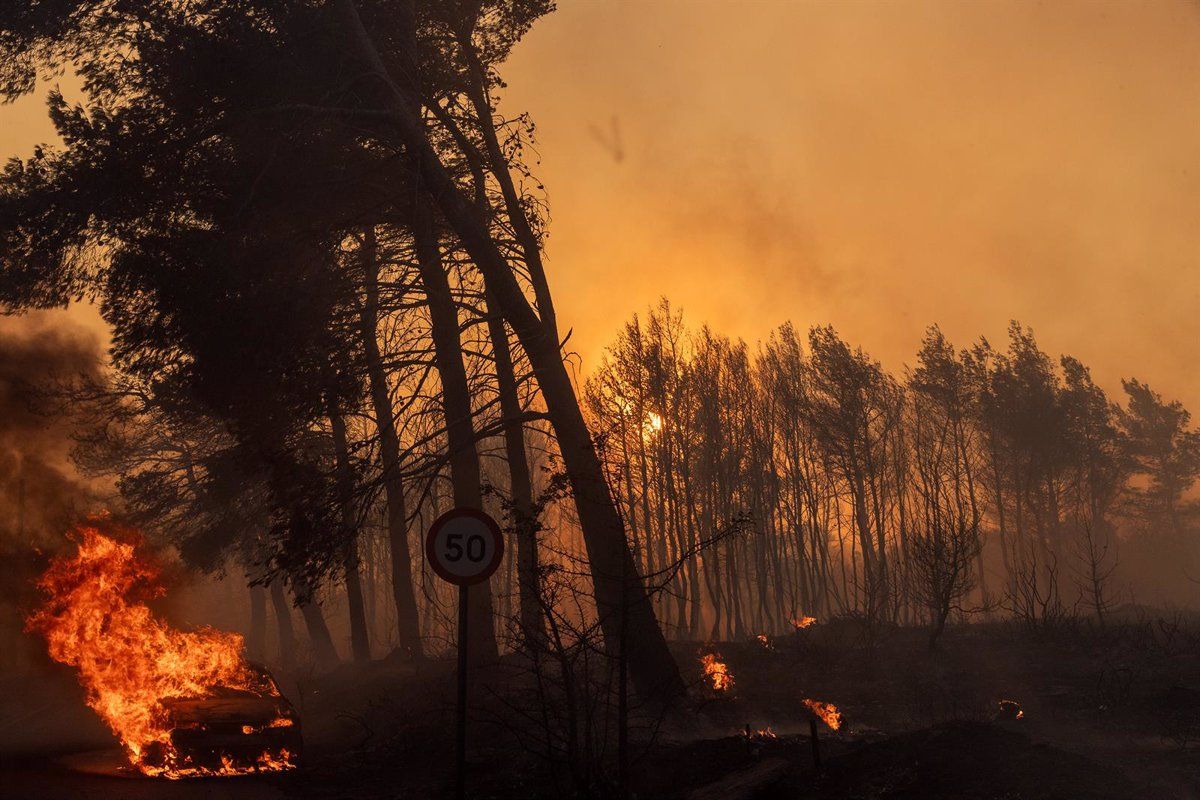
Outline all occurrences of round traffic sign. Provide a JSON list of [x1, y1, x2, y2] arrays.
[[425, 508, 505, 586]]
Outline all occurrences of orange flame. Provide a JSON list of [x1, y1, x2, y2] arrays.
[[802, 698, 842, 731], [754, 633, 774, 650], [25, 525, 296, 778], [171, 748, 295, 778], [700, 652, 735, 693], [791, 616, 817, 630], [743, 725, 777, 740]]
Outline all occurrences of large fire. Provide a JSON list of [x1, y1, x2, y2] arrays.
[[802, 698, 843, 731], [700, 652, 735, 693], [25, 524, 298, 778]]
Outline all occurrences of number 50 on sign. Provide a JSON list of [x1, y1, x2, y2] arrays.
[[425, 507, 505, 586]]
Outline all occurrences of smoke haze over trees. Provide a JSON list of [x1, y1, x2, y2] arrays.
[[0, 0, 686, 696], [0, 1, 1197, 670], [1, 3, 1200, 798], [585, 301, 1200, 644], [0, 316, 103, 549]]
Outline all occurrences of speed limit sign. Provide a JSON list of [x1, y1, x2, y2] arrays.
[[425, 507, 505, 586], [426, 507, 505, 800]]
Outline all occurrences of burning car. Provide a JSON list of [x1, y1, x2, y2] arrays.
[[142, 666, 302, 777], [27, 525, 301, 778]]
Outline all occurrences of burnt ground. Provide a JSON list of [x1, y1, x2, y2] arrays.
[[2, 618, 1199, 799]]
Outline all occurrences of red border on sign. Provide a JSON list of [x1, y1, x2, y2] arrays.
[[424, 507, 505, 586]]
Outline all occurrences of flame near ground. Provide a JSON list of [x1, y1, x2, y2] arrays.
[[24, 524, 296, 778], [700, 651, 735, 693], [803, 698, 843, 731]]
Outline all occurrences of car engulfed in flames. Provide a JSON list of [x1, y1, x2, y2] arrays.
[[143, 668, 302, 778], [26, 521, 301, 779]]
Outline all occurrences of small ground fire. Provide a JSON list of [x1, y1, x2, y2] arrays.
[[743, 725, 777, 740], [996, 699, 1025, 721], [700, 651, 735, 693], [25, 523, 299, 778], [0, 3, 1190, 798], [803, 698, 843, 731]]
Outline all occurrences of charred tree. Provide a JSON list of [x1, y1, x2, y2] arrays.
[[335, 0, 682, 698], [328, 395, 372, 662], [268, 580, 297, 671], [357, 227, 424, 658], [248, 585, 268, 662], [296, 587, 340, 670], [483, 289, 545, 646]]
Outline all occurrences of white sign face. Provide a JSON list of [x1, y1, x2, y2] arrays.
[[425, 509, 504, 586]]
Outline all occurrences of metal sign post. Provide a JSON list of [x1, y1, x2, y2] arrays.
[[425, 508, 505, 800]]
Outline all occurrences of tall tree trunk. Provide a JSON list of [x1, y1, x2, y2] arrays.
[[269, 580, 297, 671], [343, 536, 371, 662], [329, 398, 372, 662], [484, 288, 544, 646], [295, 586, 340, 669], [363, 538, 377, 644], [412, 200, 499, 663], [387, 0, 497, 665], [336, 0, 683, 698], [358, 226, 423, 658], [248, 585, 267, 662], [636, 398, 655, 580]]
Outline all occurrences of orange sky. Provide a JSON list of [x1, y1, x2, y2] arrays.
[[2, 0, 1199, 410]]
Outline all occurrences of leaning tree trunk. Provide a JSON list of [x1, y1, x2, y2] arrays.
[[454, 29, 558, 346], [385, 0, 497, 665], [337, 0, 683, 699], [328, 396, 372, 662], [358, 226, 423, 658]]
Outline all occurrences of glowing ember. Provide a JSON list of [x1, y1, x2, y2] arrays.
[[996, 699, 1025, 720], [791, 615, 817, 630], [802, 698, 842, 731], [700, 652, 735, 693], [25, 524, 298, 778], [742, 725, 777, 740], [754, 633, 774, 650]]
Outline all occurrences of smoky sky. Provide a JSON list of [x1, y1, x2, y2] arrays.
[[0, 314, 104, 554], [2, 1, 1199, 412], [499, 0, 1200, 411]]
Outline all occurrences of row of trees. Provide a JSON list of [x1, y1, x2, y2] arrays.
[[3, 3, 1195, 686], [0, 1, 683, 696], [585, 300, 1200, 644]]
